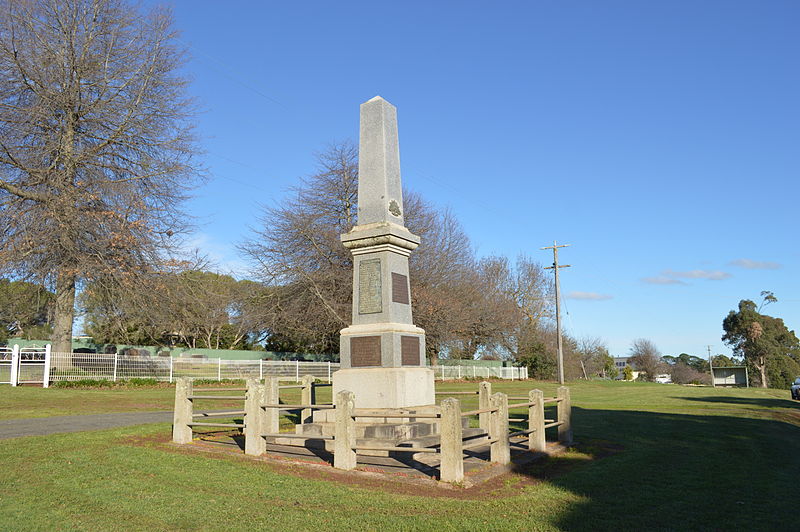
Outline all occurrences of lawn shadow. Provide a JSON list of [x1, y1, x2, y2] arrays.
[[672, 395, 798, 409], [520, 407, 800, 531]]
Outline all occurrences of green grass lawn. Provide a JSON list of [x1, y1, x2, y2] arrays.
[[1, 380, 798, 531]]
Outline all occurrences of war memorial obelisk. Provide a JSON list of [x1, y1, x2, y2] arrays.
[[333, 96, 435, 409]]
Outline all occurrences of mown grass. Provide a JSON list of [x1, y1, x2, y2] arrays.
[[1, 380, 798, 531]]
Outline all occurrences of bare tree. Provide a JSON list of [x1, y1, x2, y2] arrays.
[[628, 338, 666, 381], [0, 0, 202, 354], [239, 142, 357, 354], [240, 141, 506, 360]]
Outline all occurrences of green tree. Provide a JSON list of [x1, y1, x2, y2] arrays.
[[0, 278, 54, 341], [516, 340, 556, 380], [722, 298, 800, 388], [623, 366, 634, 381]]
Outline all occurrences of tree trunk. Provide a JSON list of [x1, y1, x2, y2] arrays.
[[758, 357, 768, 388], [51, 271, 76, 368]]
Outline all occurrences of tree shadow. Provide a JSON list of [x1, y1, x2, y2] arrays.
[[510, 407, 800, 531], [672, 395, 798, 409]]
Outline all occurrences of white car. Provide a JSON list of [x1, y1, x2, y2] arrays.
[[654, 374, 672, 384]]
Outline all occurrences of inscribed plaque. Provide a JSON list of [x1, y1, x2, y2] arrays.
[[351, 336, 382, 367], [391, 272, 409, 304], [358, 258, 382, 314], [401, 336, 420, 366]]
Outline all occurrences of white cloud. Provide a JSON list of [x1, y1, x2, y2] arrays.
[[663, 269, 731, 281], [729, 258, 781, 270], [641, 276, 687, 286], [567, 291, 613, 301]]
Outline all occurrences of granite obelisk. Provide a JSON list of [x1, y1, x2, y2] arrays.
[[333, 96, 434, 408]]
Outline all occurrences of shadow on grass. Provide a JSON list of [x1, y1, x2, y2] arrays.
[[673, 395, 798, 409], [514, 407, 800, 531]]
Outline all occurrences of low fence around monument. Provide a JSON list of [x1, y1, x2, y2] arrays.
[[171, 377, 572, 484], [1, 349, 527, 386]]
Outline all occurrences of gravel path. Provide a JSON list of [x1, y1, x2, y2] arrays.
[[0, 411, 174, 439]]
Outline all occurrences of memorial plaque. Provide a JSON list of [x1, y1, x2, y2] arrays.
[[358, 258, 382, 314], [351, 336, 382, 367], [391, 272, 409, 304], [401, 336, 420, 366]]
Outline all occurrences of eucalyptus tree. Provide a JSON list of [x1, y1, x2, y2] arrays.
[[0, 0, 202, 353]]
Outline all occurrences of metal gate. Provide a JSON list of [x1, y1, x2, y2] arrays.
[[0, 345, 51, 387], [0, 347, 12, 384]]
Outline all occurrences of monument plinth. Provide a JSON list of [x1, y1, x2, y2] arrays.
[[333, 96, 434, 409]]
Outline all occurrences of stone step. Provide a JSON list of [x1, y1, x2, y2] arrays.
[[296, 419, 447, 440], [398, 427, 488, 450]]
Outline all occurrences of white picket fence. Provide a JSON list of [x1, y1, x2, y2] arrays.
[[1, 345, 51, 387], [48, 352, 339, 382], [1, 347, 528, 386], [433, 364, 528, 381]]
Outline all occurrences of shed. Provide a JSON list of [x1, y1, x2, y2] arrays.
[[711, 366, 748, 387]]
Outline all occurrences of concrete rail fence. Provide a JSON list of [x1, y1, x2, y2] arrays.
[[172, 378, 573, 484]]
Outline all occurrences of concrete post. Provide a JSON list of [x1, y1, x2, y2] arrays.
[[264, 377, 280, 434], [334, 390, 357, 470], [42, 344, 51, 388], [10, 345, 19, 387], [478, 381, 492, 432], [172, 377, 193, 444], [439, 398, 464, 483], [244, 379, 266, 456], [489, 392, 510, 465], [301, 374, 314, 424], [557, 386, 573, 444], [529, 389, 546, 452]]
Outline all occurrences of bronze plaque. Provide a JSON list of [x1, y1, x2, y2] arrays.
[[391, 272, 409, 304], [358, 259, 382, 314], [401, 336, 420, 366], [351, 336, 381, 367]]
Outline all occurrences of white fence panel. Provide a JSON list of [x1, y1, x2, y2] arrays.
[[433, 365, 527, 381], [0, 347, 12, 384], [17, 347, 47, 384], [40, 353, 341, 383]]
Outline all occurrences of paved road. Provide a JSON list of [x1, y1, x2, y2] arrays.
[[0, 411, 174, 439]]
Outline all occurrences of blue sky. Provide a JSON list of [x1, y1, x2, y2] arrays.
[[149, 0, 799, 359]]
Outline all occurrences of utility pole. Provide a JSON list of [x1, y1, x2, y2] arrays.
[[707, 345, 715, 388], [542, 240, 570, 385]]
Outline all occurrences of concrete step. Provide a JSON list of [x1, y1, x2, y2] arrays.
[[398, 427, 488, 450], [296, 420, 440, 440]]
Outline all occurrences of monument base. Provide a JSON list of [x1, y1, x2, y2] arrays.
[[332, 367, 435, 409]]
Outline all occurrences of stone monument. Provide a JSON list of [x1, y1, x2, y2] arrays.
[[332, 96, 435, 409]]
